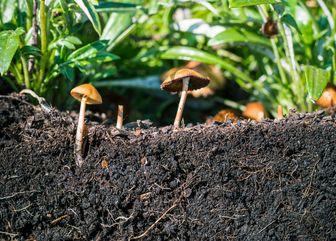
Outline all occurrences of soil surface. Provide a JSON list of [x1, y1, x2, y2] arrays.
[[0, 95, 335, 241]]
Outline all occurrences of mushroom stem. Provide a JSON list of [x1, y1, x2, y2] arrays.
[[277, 105, 283, 119], [75, 95, 87, 167], [116, 105, 124, 129], [173, 77, 190, 129]]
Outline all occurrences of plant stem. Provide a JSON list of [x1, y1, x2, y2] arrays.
[[20, 56, 30, 89], [37, 0, 47, 92], [28, 0, 38, 72], [275, 14, 304, 109], [25, 0, 33, 30], [257, 5, 288, 85], [3, 77, 18, 91], [10, 65, 23, 85], [173, 77, 189, 129]]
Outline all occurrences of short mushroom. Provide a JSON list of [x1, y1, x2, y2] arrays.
[[206, 109, 238, 124], [316, 83, 336, 108], [243, 101, 266, 121], [277, 104, 283, 119], [161, 68, 210, 129], [70, 84, 102, 167]]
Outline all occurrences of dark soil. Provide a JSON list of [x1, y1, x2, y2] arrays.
[[0, 95, 335, 241]]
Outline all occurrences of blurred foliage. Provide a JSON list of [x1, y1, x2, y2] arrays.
[[0, 0, 335, 125]]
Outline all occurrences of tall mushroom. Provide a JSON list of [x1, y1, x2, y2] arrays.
[[161, 68, 210, 129], [70, 84, 102, 167]]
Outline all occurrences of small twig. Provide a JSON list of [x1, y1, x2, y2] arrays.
[[13, 204, 32, 212], [0, 190, 37, 200], [257, 220, 276, 234], [131, 203, 178, 240], [50, 214, 69, 225], [0, 231, 18, 237], [303, 161, 319, 197]]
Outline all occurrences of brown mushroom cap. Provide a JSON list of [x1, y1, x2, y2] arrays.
[[160, 68, 210, 92], [243, 101, 266, 121], [70, 84, 102, 105], [316, 84, 336, 108]]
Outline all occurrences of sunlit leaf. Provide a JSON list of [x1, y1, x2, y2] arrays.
[[0, 28, 25, 75], [178, 0, 219, 15], [229, 0, 280, 8], [101, 13, 135, 50], [74, 0, 101, 35], [1, 0, 16, 23], [304, 65, 330, 101], [67, 40, 107, 62], [208, 28, 271, 46]]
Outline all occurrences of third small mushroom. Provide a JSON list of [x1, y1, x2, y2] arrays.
[[161, 68, 210, 129]]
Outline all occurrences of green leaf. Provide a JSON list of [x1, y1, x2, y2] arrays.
[[178, 0, 219, 15], [48, 36, 82, 51], [208, 28, 271, 46], [94, 75, 161, 90], [1, 0, 16, 23], [95, 2, 137, 12], [161, 46, 253, 84], [67, 40, 107, 62], [229, 0, 280, 8], [20, 45, 41, 58], [0, 28, 25, 75], [101, 13, 135, 51], [64, 40, 119, 68], [74, 0, 101, 35], [281, 13, 302, 34], [304, 65, 330, 101]]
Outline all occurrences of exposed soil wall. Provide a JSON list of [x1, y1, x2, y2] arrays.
[[0, 96, 335, 241]]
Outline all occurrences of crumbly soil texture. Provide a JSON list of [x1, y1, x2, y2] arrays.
[[0, 95, 335, 241]]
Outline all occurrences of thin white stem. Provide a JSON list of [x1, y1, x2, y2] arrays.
[[75, 96, 87, 167], [173, 77, 190, 129], [116, 105, 124, 129]]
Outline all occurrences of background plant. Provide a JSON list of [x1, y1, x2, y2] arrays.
[[0, 0, 335, 124]]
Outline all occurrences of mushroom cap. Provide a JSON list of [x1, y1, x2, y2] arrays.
[[316, 84, 336, 108], [243, 101, 266, 121], [160, 68, 210, 92], [70, 84, 102, 105], [206, 109, 238, 124]]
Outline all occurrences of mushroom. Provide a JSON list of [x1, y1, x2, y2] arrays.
[[161, 68, 210, 129], [277, 105, 283, 119], [242, 101, 266, 121], [206, 109, 238, 124], [316, 84, 336, 108], [70, 84, 102, 167], [116, 105, 124, 129], [161, 62, 224, 98]]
